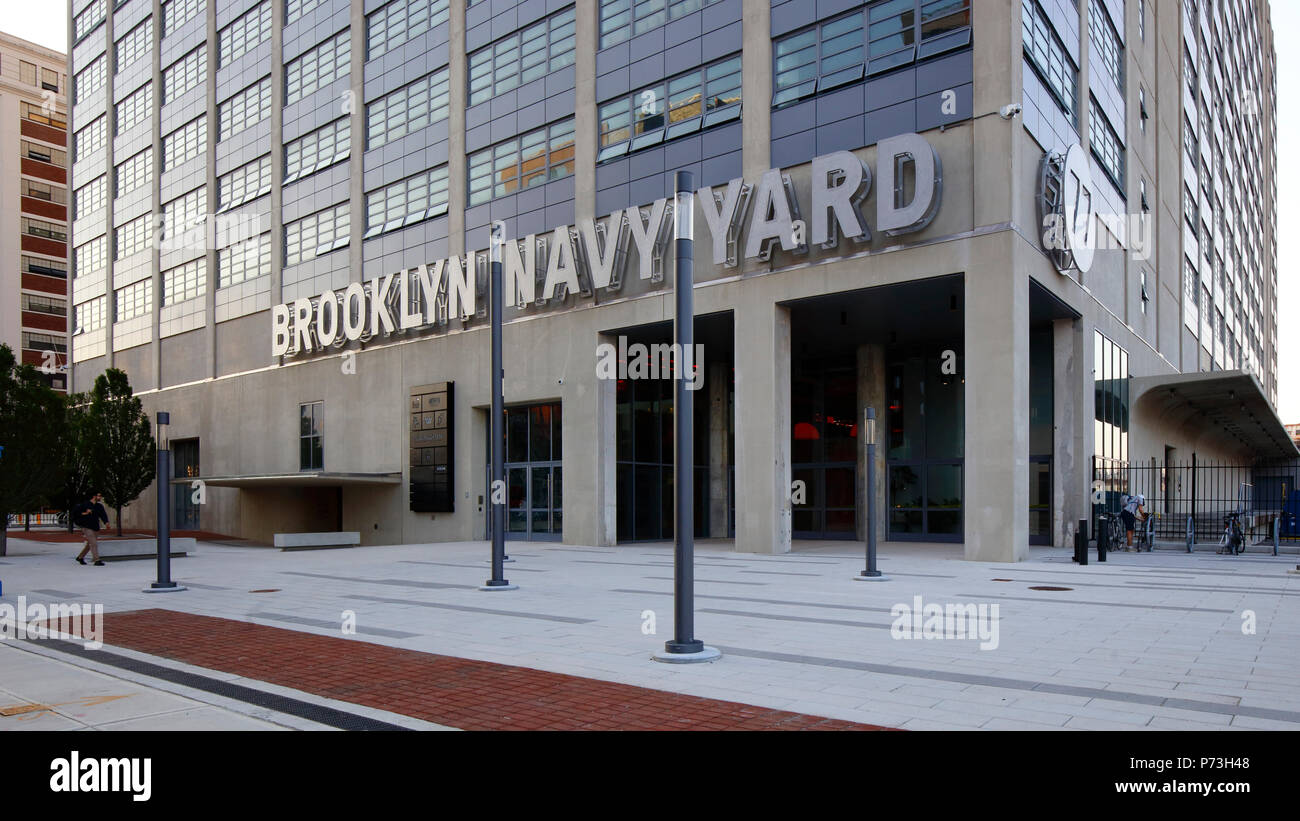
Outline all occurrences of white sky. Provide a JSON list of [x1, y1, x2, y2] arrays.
[[1, 3, 1295, 420]]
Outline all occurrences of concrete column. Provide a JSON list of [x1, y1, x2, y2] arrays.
[[562, 332, 617, 547], [573, 0, 597, 224], [707, 359, 729, 538], [856, 343, 886, 544], [963, 239, 1029, 562], [1052, 316, 1086, 547], [446, 0, 466, 256], [740, 0, 771, 183], [734, 296, 791, 554]]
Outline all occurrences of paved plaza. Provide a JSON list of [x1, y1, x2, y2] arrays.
[[1, 534, 1298, 731]]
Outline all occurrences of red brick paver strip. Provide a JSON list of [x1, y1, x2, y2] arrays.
[[75, 609, 894, 731]]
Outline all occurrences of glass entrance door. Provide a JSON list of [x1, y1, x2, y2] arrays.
[[171, 439, 200, 531], [499, 403, 562, 541], [886, 351, 964, 541]]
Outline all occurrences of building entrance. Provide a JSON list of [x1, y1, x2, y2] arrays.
[[503, 403, 562, 541]]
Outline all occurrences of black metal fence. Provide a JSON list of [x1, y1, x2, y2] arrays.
[[1091, 457, 1300, 545]]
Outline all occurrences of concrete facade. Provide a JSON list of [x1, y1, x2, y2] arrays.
[[67, 0, 1284, 561]]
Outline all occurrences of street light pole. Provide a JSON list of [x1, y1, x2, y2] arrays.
[[854, 406, 888, 582], [481, 224, 517, 592], [653, 170, 718, 663], [145, 411, 185, 593]]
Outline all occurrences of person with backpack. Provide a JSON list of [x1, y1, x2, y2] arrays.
[[1120, 493, 1146, 551], [72, 493, 109, 566]]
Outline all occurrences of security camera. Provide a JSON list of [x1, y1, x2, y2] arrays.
[[999, 103, 1023, 119]]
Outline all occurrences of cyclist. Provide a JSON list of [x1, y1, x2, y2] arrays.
[[1120, 493, 1145, 551]]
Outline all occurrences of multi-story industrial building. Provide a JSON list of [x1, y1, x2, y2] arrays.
[[67, 0, 1290, 560], [1, 31, 69, 392]]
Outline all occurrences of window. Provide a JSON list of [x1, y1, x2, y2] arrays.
[[163, 258, 205, 305], [115, 213, 154, 259], [284, 118, 350, 183], [1183, 255, 1199, 330], [218, 233, 271, 287], [115, 82, 153, 135], [1140, 270, 1148, 314], [22, 179, 67, 204], [219, 77, 271, 141], [1138, 0, 1145, 41], [1140, 178, 1149, 212], [1092, 330, 1129, 504], [598, 54, 740, 161], [218, 1, 271, 67], [163, 45, 206, 103], [285, 29, 350, 105], [285, 202, 350, 265], [299, 402, 323, 470], [365, 67, 449, 150], [162, 116, 207, 170], [114, 279, 153, 322], [467, 7, 575, 107], [74, 297, 106, 334], [21, 294, 67, 315], [75, 53, 107, 104], [18, 61, 58, 92], [364, 164, 449, 236], [1088, 0, 1123, 90], [74, 116, 107, 161], [22, 217, 68, 242], [19, 60, 38, 86], [287, 0, 328, 24], [1139, 86, 1147, 134], [1182, 115, 1197, 159], [163, 0, 204, 37], [468, 119, 574, 206], [1022, 0, 1078, 124], [75, 175, 107, 219], [367, 0, 450, 60], [74, 0, 107, 42], [23, 140, 67, 167], [23, 255, 68, 278], [162, 187, 207, 240], [599, 0, 723, 48], [114, 148, 154, 198], [115, 17, 153, 73], [21, 101, 66, 129], [22, 332, 67, 354], [218, 155, 272, 209]]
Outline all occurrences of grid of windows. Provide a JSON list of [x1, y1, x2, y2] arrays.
[[162, 187, 207, 240], [114, 148, 154, 197], [598, 54, 740, 161], [163, 45, 206, 103], [285, 203, 350, 265], [116, 213, 155, 259], [115, 17, 153, 73], [163, 258, 205, 305], [115, 279, 153, 322], [22, 332, 67, 353], [74, 0, 106, 42], [75, 53, 106, 104], [75, 235, 107, 278], [23, 255, 67, 278], [219, 77, 271, 141], [20, 100, 65, 129], [1021, 0, 1078, 124], [364, 165, 449, 236], [467, 7, 576, 107], [773, 1, 970, 106], [163, 116, 207, 171], [218, 155, 272, 209], [599, 0, 722, 48], [115, 82, 153, 135], [163, 0, 204, 36], [75, 297, 106, 334], [218, 233, 271, 287], [18, 61, 60, 92], [367, 0, 450, 60], [22, 217, 68, 242], [287, 0, 328, 24], [219, 1, 271, 67], [1088, 0, 1123, 89], [74, 116, 107, 161], [75, 176, 107, 220], [23, 140, 67, 167], [22, 179, 66, 204], [468, 119, 574, 206], [1089, 97, 1124, 190], [21, 294, 67, 315], [286, 29, 350, 105], [365, 67, 449, 150], [285, 118, 350, 183]]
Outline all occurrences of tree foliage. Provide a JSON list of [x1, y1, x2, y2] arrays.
[[0, 344, 65, 556], [84, 369, 155, 536]]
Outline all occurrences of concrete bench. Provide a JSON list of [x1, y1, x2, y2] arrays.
[[273, 531, 361, 551], [96, 538, 197, 561]]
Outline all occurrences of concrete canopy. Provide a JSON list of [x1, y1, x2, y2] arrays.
[[1130, 371, 1298, 461], [169, 472, 402, 488]]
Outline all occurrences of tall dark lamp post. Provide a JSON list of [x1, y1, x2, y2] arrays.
[[481, 223, 517, 591], [853, 406, 888, 582], [144, 411, 185, 593], [653, 170, 719, 663]]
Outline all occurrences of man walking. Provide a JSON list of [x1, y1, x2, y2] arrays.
[[73, 493, 109, 566]]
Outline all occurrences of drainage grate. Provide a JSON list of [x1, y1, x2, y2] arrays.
[[1028, 586, 1073, 591]]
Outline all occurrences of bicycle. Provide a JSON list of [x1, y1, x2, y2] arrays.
[[1097, 512, 1123, 551], [1134, 514, 1155, 552], [1218, 512, 1245, 555]]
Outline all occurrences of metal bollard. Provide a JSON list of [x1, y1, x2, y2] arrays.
[[1097, 516, 1107, 562], [1275, 516, 1280, 556], [1075, 519, 1088, 565]]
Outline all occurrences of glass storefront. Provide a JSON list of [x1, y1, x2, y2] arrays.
[[503, 403, 562, 540], [886, 349, 964, 541]]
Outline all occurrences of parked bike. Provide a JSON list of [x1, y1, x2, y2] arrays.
[[1218, 512, 1245, 555]]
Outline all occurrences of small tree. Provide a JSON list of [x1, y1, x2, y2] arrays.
[[55, 393, 96, 533], [85, 369, 155, 536], [0, 345, 65, 556]]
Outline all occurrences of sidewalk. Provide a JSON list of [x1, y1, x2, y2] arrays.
[[2, 535, 1298, 730]]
